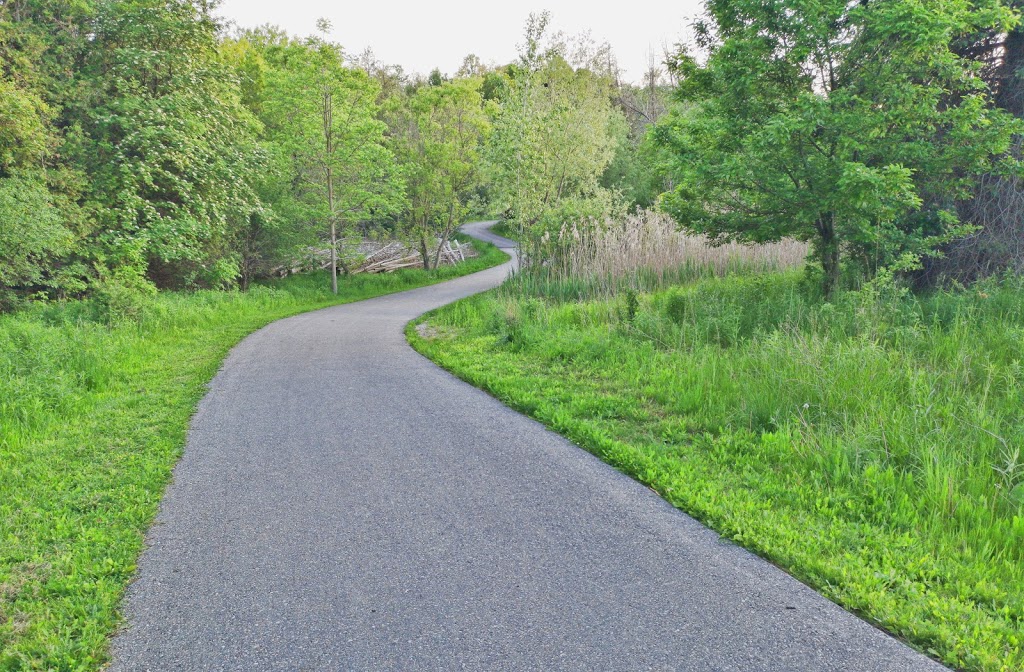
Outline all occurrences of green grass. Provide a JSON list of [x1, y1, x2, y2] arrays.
[[409, 269, 1024, 672], [488, 220, 516, 240], [0, 239, 507, 671]]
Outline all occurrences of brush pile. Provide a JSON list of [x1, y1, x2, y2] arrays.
[[354, 238, 474, 274], [274, 238, 476, 277]]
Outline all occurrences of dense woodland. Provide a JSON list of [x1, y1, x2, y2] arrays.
[[3, 0, 1021, 309]]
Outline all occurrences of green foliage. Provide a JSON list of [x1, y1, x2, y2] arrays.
[[89, 244, 159, 324], [268, 41, 401, 224], [602, 115, 673, 211], [486, 12, 623, 238], [388, 77, 492, 268], [248, 29, 403, 285], [0, 240, 507, 670], [0, 71, 79, 303], [412, 270, 1024, 672], [0, 1, 96, 132], [0, 174, 74, 300], [78, 0, 265, 289], [657, 0, 1023, 294], [603, 69, 674, 211], [0, 4, 406, 299], [0, 78, 52, 171]]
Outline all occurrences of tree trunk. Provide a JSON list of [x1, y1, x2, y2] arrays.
[[433, 204, 458, 269], [419, 232, 431, 270], [433, 237, 448, 270], [328, 167, 337, 294], [997, 22, 1024, 117], [323, 88, 338, 295], [818, 214, 840, 296]]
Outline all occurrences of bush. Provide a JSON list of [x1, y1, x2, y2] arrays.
[[90, 266, 158, 324]]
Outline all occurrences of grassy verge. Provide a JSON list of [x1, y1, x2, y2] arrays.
[[488, 220, 515, 240], [0, 239, 506, 671], [409, 270, 1024, 672]]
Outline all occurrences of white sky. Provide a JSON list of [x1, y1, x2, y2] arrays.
[[215, 1, 704, 84]]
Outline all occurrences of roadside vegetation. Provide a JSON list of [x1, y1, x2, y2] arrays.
[[0, 240, 505, 670], [5, 0, 1024, 670], [412, 6, 1024, 669], [413, 228, 1024, 671]]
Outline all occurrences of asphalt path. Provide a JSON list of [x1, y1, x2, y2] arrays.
[[110, 222, 946, 671]]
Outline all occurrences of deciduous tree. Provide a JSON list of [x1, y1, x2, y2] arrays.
[[658, 0, 1021, 294], [486, 12, 622, 238], [390, 78, 491, 269], [78, 0, 265, 288], [262, 24, 403, 293]]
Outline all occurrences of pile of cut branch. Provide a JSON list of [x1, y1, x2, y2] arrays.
[[352, 238, 475, 274], [273, 238, 477, 277]]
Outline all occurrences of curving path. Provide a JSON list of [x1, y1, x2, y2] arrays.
[[111, 222, 945, 671]]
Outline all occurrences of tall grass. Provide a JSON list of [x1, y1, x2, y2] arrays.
[[515, 210, 808, 300], [0, 241, 507, 671], [411, 259, 1024, 671]]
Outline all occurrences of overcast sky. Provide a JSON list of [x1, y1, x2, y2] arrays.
[[216, 1, 704, 84]]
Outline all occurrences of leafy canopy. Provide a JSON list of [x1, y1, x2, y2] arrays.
[[79, 0, 265, 288], [658, 0, 1021, 293], [389, 77, 492, 268], [486, 12, 623, 236]]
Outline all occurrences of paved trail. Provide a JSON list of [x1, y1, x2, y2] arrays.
[[111, 222, 945, 671]]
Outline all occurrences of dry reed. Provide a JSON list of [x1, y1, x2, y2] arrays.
[[521, 210, 808, 297]]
